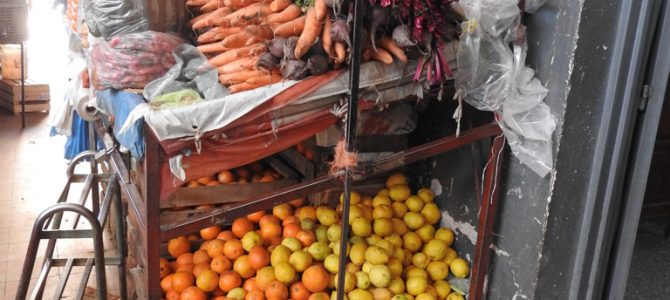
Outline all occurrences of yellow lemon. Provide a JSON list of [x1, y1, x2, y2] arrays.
[[388, 258, 403, 277], [412, 252, 429, 268], [351, 217, 372, 237], [281, 237, 302, 252], [402, 231, 423, 252], [434, 280, 451, 299], [405, 196, 425, 212], [273, 261, 296, 283], [417, 188, 434, 203], [416, 224, 436, 243], [386, 172, 408, 188], [449, 258, 470, 278], [346, 262, 361, 273], [374, 218, 394, 237], [349, 236, 367, 246], [241, 231, 263, 252], [392, 202, 409, 218], [355, 271, 371, 289], [405, 266, 428, 279], [315, 224, 328, 243], [367, 234, 382, 246], [362, 262, 374, 273], [316, 206, 338, 226], [371, 287, 393, 300], [332, 240, 350, 256], [288, 250, 312, 272], [389, 185, 412, 202], [416, 293, 436, 300], [358, 204, 373, 220], [350, 243, 367, 265], [374, 240, 393, 257], [388, 277, 405, 294], [426, 261, 449, 281], [348, 288, 374, 300], [335, 271, 356, 292], [307, 241, 331, 261], [385, 234, 403, 249], [446, 292, 465, 300], [227, 287, 246, 300], [434, 228, 455, 246], [369, 265, 392, 288], [404, 212, 426, 230], [373, 194, 392, 207], [393, 247, 406, 262], [365, 246, 389, 264], [327, 224, 342, 242], [348, 205, 363, 224], [373, 205, 394, 219], [340, 190, 361, 205], [443, 247, 458, 265], [423, 239, 448, 261], [421, 203, 441, 225], [406, 277, 428, 296], [270, 245, 291, 266], [391, 218, 409, 235], [378, 188, 390, 197], [324, 254, 340, 273], [391, 295, 412, 300]]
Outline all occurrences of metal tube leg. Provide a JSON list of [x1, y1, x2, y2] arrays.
[[16, 222, 44, 299], [113, 179, 128, 299], [20, 42, 25, 129], [91, 215, 108, 299]]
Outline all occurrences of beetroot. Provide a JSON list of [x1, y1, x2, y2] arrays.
[[280, 59, 308, 80], [392, 24, 416, 47], [257, 52, 280, 72], [283, 36, 299, 60], [331, 19, 351, 47], [268, 37, 286, 58], [307, 55, 329, 76]]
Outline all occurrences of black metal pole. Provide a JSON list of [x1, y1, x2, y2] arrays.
[[20, 42, 25, 129], [336, 0, 365, 299]]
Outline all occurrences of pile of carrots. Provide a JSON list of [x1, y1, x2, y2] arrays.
[[187, 0, 410, 94]]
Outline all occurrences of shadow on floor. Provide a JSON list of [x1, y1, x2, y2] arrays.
[[625, 221, 670, 300]]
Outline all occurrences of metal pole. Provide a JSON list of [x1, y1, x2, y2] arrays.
[[20, 42, 25, 129], [336, 0, 365, 298]]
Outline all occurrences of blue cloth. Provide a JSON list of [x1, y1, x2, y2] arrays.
[[64, 112, 104, 160], [95, 89, 146, 159]]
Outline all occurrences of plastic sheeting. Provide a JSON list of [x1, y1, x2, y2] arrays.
[[455, 0, 556, 177], [83, 0, 149, 39], [95, 90, 146, 158]]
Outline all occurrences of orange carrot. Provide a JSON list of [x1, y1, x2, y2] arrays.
[[294, 8, 322, 59], [314, 0, 328, 22], [322, 14, 333, 56], [270, 0, 291, 12], [371, 47, 394, 64], [209, 44, 267, 66], [229, 82, 263, 93], [219, 69, 272, 84], [201, 0, 225, 13], [193, 7, 234, 29], [224, 3, 273, 25], [273, 16, 306, 37], [189, 12, 210, 28], [334, 42, 346, 64], [218, 56, 260, 74], [198, 26, 241, 44], [264, 4, 301, 24], [224, 0, 259, 10], [245, 24, 274, 39], [246, 74, 283, 85], [222, 31, 253, 48], [187, 0, 208, 6], [379, 37, 407, 63], [198, 42, 227, 53]]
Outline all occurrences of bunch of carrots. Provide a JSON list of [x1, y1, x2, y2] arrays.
[[187, 0, 410, 94]]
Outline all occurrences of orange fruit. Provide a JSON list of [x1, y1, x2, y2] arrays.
[[165, 289, 180, 300], [295, 207, 316, 221], [243, 278, 258, 292], [217, 231, 235, 241], [252, 174, 263, 183], [233, 217, 254, 238], [282, 216, 300, 226], [282, 223, 301, 238], [192, 262, 210, 277], [211, 287, 227, 296], [188, 234, 200, 241], [263, 236, 282, 248], [160, 258, 172, 279], [249, 246, 271, 270], [273, 204, 293, 220], [247, 211, 266, 223], [238, 178, 249, 184], [263, 169, 281, 179], [234, 255, 256, 278], [255, 266, 276, 291], [211, 255, 232, 274], [301, 265, 329, 293], [260, 215, 281, 227], [208, 239, 227, 258], [217, 170, 236, 184], [260, 175, 275, 183], [197, 176, 214, 185], [177, 253, 194, 266], [193, 250, 211, 265], [307, 292, 328, 300], [296, 231, 316, 247], [206, 181, 221, 186], [211, 297, 228, 300], [196, 269, 219, 292], [290, 282, 311, 300], [161, 274, 174, 292], [186, 181, 200, 188], [180, 286, 206, 300], [261, 222, 282, 240], [246, 288, 266, 300], [200, 225, 222, 241], [219, 271, 242, 292], [304, 149, 314, 161], [265, 281, 288, 299], [236, 167, 252, 179], [199, 240, 211, 252], [223, 239, 245, 260], [170, 261, 179, 271], [176, 263, 194, 274], [171, 271, 195, 293], [289, 198, 305, 207], [168, 236, 191, 258]]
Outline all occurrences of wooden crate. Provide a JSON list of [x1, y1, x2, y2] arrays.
[[0, 78, 50, 114]]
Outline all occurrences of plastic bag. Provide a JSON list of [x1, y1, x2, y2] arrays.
[[145, 0, 186, 33], [524, 0, 549, 14], [90, 31, 183, 90], [83, 0, 149, 39], [143, 44, 227, 101]]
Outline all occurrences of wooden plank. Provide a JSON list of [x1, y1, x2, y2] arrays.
[[0, 89, 49, 103], [0, 100, 48, 114], [0, 78, 49, 92], [278, 148, 315, 179], [143, 126, 163, 299], [0, 78, 50, 104], [163, 179, 298, 209]]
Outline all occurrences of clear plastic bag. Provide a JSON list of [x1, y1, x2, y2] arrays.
[[143, 44, 228, 101], [90, 31, 183, 90], [83, 0, 150, 39], [524, 0, 549, 14]]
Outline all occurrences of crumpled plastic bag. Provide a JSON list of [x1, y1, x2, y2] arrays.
[[455, 0, 556, 177], [150, 89, 203, 109], [83, 0, 149, 40], [143, 44, 228, 101]]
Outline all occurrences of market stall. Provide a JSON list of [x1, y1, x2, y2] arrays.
[[31, 0, 557, 299]]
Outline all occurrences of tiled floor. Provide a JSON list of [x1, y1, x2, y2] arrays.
[[0, 111, 123, 299]]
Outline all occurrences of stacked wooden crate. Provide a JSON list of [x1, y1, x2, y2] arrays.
[[0, 78, 50, 114]]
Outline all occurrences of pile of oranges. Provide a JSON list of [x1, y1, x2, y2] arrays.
[[162, 173, 469, 300], [184, 162, 283, 188]]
